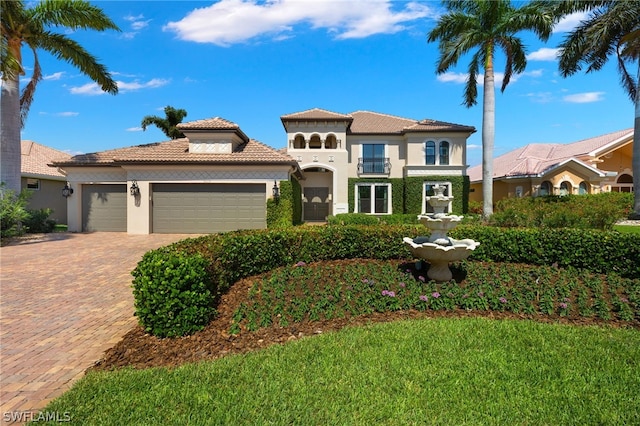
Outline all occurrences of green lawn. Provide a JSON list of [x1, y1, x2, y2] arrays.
[[38, 318, 640, 425], [614, 224, 640, 234]]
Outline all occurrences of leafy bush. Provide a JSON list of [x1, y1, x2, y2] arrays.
[[328, 213, 419, 225], [24, 208, 56, 233], [132, 223, 639, 337], [0, 185, 31, 238], [491, 193, 633, 230], [132, 249, 217, 337]]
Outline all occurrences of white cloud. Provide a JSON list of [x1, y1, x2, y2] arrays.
[[38, 111, 79, 117], [163, 0, 436, 46], [43, 72, 65, 81], [525, 92, 553, 103], [467, 144, 481, 150], [437, 69, 542, 87], [69, 78, 170, 95], [436, 72, 468, 84], [126, 127, 144, 132], [122, 14, 151, 39], [563, 92, 605, 103], [553, 11, 590, 33], [527, 48, 560, 61]]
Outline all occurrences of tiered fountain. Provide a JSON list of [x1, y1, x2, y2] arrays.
[[403, 185, 480, 282]]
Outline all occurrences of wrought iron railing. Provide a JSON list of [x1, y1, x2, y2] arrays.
[[357, 157, 391, 174]]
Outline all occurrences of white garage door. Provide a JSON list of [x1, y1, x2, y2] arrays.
[[82, 184, 127, 232], [152, 183, 266, 233]]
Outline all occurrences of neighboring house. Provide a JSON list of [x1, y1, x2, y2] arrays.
[[468, 128, 634, 205], [51, 118, 298, 234], [281, 108, 476, 221], [51, 111, 476, 234], [21, 140, 71, 224]]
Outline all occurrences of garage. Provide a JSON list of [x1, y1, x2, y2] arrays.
[[152, 183, 266, 233], [82, 184, 127, 232]]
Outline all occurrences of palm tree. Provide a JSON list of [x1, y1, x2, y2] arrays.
[[534, 0, 640, 218], [427, 0, 554, 219], [1, 0, 119, 193], [141, 106, 188, 140]]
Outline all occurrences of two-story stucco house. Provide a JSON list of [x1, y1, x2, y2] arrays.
[[52, 110, 476, 234], [281, 108, 476, 221]]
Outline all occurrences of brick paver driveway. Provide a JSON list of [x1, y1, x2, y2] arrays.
[[0, 232, 194, 424]]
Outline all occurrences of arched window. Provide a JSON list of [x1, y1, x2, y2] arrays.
[[515, 186, 523, 198], [539, 181, 552, 196], [612, 173, 634, 193], [293, 134, 305, 149], [559, 181, 572, 196], [618, 174, 633, 183], [309, 134, 322, 149], [325, 134, 337, 149], [579, 181, 588, 195], [425, 141, 436, 165], [439, 141, 450, 165]]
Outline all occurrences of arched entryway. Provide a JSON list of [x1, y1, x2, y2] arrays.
[[301, 166, 333, 222]]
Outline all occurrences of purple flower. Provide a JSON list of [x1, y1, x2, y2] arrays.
[[382, 290, 396, 297], [559, 303, 568, 309], [499, 297, 507, 304], [432, 292, 441, 299], [399, 282, 406, 288], [419, 295, 429, 302], [406, 268, 412, 273], [294, 261, 306, 267], [362, 279, 369, 284], [478, 291, 484, 297], [462, 294, 469, 299], [418, 276, 426, 282], [621, 297, 629, 303]]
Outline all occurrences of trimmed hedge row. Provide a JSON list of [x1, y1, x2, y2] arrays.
[[132, 225, 640, 337]]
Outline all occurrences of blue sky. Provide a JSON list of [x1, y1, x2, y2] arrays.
[[19, 0, 635, 167]]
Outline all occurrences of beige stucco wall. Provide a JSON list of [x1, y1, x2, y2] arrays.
[[21, 177, 68, 224], [61, 164, 292, 234]]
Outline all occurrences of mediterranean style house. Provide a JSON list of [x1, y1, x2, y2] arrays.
[[467, 128, 634, 205], [282, 108, 476, 222], [21, 140, 71, 224], [52, 110, 476, 234]]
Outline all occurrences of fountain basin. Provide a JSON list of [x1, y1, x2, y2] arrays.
[[403, 237, 480, 282]]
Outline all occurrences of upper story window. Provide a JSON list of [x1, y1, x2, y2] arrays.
[[439, 141, 450, 165], [426, 141, 436, 165], [358, 143, 390, 174], [309, 134, 322, 149], [425, 140, 450, 165], [325, 134, 338, 149], [293, 134, 305, 149]]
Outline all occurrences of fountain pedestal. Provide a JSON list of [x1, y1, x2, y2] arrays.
[[403, 185, 479, 282]]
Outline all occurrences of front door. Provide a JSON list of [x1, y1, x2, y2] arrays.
[[303, 187, 329, 221]]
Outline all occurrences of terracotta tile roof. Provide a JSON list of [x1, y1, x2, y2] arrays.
[[52, 138, 297, 167], [176, 116, 240, 130], [21, 140, 70, 178], [467, 128, 634, 182], [281, 108, 476, 134], [281, 108, 353, 121]]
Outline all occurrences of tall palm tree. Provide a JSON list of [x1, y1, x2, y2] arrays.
[[534, 0, 640, 218], [427, 0, 554, 219], [141, 106, 188, 139], [1, 0, 119, 193]]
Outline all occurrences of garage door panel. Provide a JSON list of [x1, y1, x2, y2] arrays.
[[82, 184, 127, 232], [152, 183, 266, 234]]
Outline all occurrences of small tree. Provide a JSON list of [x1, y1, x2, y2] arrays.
[[0, 184, 31, 238], [141, 106, 188, 139]]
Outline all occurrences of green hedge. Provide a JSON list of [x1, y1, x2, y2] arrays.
[[132, 224, 640, 337]]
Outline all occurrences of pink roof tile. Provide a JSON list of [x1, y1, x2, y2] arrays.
[[176, 117, 240, 130], [467, 128, 634, 182], [21, 141, 71, 178], [52, 138, 296, 167], [281, 108, 475, 134]]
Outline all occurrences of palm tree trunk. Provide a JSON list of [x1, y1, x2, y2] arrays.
[[0, 74, 22, 193], [482, 59, 496, 219], [632, 61, 640, 218]]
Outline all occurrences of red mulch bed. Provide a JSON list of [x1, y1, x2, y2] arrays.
[[90, 260, 638, 372]]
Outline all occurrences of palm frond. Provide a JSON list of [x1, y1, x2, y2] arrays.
[[30, 0, 120, 32], [35, 31, 118, 94], [19, 44, 42, 127]]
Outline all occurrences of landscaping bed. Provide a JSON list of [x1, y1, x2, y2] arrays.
[[92, 258, 639, 371]]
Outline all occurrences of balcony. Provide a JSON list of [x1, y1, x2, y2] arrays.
[[357, 157, 391, 174]]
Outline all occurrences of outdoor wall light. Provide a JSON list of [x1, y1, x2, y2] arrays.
[[130, 180, 140, 197], [61, 183, 74, 198], [272, 180, 280, 201]]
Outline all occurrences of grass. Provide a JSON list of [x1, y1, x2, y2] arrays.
[[38, 318, 640, 425], [614, 224, 640, 234]]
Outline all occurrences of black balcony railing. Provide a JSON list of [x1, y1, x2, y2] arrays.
[[357, 157, 391, 174]]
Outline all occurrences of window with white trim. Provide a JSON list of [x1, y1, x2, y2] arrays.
[[423, 181, 452, 214], [355, 183, 391, 214], [425, 140, 451, 165]]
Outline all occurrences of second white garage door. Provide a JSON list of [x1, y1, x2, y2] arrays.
[[152, 183, 266, 234]]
